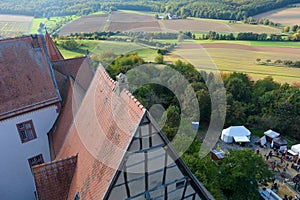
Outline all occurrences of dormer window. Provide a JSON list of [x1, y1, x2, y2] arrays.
[[74, 192, 80, 200], [16, 120, 37, 143], [28, 154, 44, 168]]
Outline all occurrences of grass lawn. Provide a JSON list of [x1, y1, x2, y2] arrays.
[[250, 129, 265, 137], [89, 11, 107, 15], [250, 41, 300, 48], [195, 40, 300, 48], [118, 9, 155, 16], [57, 40, 158, 62], [134, 48, 158, 62], [30, 15, 78, 34]]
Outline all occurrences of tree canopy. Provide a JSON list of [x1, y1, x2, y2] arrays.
[[1, 0, 300, 20]]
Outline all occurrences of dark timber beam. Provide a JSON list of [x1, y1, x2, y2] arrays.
[[123, 163, 131, 198], [138, 127, 142, 150], [144, 150, 149, 192], [149, 124, 152, 148]]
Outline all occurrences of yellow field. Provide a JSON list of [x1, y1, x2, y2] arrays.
[[164, 41, 300, 84]]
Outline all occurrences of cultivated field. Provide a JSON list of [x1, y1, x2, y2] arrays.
[[107, 11, 162, 32], [161, 19, 281, 34], [164, 41, 300, 84], [59, 14, 108, 35], [107, 21, 161, 32], [58, 10, 282, 35], [0, 15, 33, 38], [254, 5, 300, 26]]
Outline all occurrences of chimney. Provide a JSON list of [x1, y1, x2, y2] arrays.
[[31, 34, 40, 49], [116, 73, 128, 95]]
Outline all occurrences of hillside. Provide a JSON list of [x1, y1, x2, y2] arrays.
[[1, 0, 300, 20]]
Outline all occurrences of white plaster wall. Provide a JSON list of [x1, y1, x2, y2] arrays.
[[0, 105, 59, 200]]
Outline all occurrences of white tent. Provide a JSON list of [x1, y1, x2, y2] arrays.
[[260, 136, 267, 146], [221, 126, 251, 143], [291, 144, 300, 155], [264, 130, 280, 142]]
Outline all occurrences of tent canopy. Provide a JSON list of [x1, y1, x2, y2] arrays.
[[264, 129, 280, 139], [272, 137, 287, 146], [291, 144, 300, 154], [288, 150, 298, 156], [234, 136, 250, 143], [222, 126, 251, 136], [221, 126, 251, 143]]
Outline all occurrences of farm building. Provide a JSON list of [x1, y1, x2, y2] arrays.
[[221, 126, 251, 144], [210, 149, 225, 161], [264, 129, 280, 142], [0, 34, 214, 200]]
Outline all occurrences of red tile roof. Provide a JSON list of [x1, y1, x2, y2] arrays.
[[48, 78, 76, 160], [33, 155, 77, 200], [52, 57, 94, 92], [0, 35, 61, 120], [44, 34, 64, 61], [40, 65, 146, 200]]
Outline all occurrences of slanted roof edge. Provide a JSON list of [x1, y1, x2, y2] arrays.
[[0, 98, 60, 121], [41, 34, 62, 102]]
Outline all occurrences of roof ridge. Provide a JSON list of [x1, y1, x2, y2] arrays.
[[125, 90, 145, 110], [52, 56, 87, 63], [0, 34, 36, 42], [100, 67, 145, 111]]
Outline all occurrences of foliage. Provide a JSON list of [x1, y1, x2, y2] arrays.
[[2, 0, 300, 20], [201, 31, 300, 41], [106, 53, 145, 78], [183, 148, 273, 200], [59, 39, 79, 50], [219, 149, 273, 200], [154, 53, 164, 64]]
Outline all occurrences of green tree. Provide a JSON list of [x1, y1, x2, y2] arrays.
[[154, 53, 164, 64], [283, 26, 290, 33], [253, 76, 280, 97], [224, 72, 253, 103], [219, 149, 273, 200]]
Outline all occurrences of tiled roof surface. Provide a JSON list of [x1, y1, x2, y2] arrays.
[[54, 65, 146, 200], [33, 155, 78, 200], [49, 57, 95, 160], [49, 78, 76, 160], [44, 34, 64, 61], [53, 69, 69, 102], [52, 57, 94, 92], [0, 35, 60, 120]]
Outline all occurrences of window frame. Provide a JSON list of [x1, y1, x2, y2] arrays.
[[16, 120, 37, 143], [28, 154, 44, 168]]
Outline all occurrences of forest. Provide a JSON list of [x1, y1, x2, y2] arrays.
[[2, 0, 300, 20]]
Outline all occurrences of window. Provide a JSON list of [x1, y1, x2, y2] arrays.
[[74, 193, 80, 200], [176, 180, 186, 188], [28, 154, 44, 168], [16, 120, 37, 143]]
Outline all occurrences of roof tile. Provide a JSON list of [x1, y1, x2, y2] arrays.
[[0, 35, 60, 120]]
